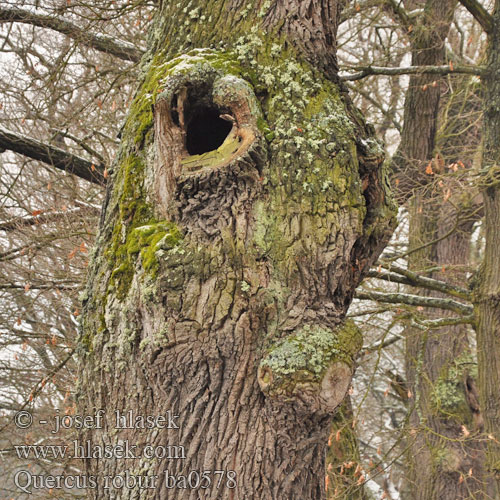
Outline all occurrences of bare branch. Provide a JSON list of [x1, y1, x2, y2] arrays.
[[0, 349, 75, 433], [0, 6, 144, 62], [339, 0, 387, 24], [366, 264, 471, 300], [458, 0, 494, 34], [0, 126, 106, 186], [355, 290, 474, 315], [412, 315, 475, 328], [0, 283, 78, 290], [359, 333, 404, 357], [340, 64, 483, 81], [0, 205, 100, 232], [345, 82, 402, 132], [51, 129, 106, 164]]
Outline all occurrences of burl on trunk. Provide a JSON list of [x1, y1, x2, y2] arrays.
[[78, 1, 396, 498]]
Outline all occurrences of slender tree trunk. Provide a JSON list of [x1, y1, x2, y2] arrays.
[[393, 0, 457, 203], [78, 2, 396, 499], [404, 204, 487, 499], [474, 1, 500, 491], [392, 1, 490, 498]]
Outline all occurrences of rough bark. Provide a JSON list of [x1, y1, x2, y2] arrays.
[[392, 0, 457, 203], [390, 1, 491, 498], [403, 205, 488, 500], [473, 0, 500, 490], [78, 2, 396, 499]]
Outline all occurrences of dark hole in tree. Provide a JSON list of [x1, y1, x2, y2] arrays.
[[171, 108, 180, 127], [170, 93, 181, 126], [186, 107, 233, 155]]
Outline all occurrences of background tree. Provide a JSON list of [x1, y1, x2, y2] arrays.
[[391, 2, 488, 498], [469, 0, 500, 490], [335, 1, 494, 498], [0, 1, 152, 497]]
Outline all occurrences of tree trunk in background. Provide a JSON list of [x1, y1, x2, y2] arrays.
[[393, 0, 457, 204], [474, 1, 500, 492], [78, 1, 396, 499], [326, 398, 368, 499], [393, 1, 491, 498], [404, 204, 488, 499]]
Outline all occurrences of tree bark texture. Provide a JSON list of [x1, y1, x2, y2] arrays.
[[78, 2, 396, 499], [474, 0, 500, 491], [393, 0, 457, 203], [402, 76, 492, 500], [404, 202, 489, 500], [392, 2, 492, 497]]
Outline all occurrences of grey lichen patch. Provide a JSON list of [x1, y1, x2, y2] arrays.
[[139, 324, 172, 351], [212, 74, 262, 126], [230, 33, 387, 286], [232, 31, 361, 195], [154, 49, 243, 104], [257, 321, 361, 413]]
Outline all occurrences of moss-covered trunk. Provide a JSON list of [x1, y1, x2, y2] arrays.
[[78, 1, 396, 498]]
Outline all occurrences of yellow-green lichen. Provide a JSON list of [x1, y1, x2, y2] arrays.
[[430, 351, 477, 420], [105, 155, 176, 298], [128, 222, 183, 271], [431, 445, 461, 472], [260, 321, 362, 381]]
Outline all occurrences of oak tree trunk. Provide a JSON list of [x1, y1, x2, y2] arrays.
[[78, 1, 395, 499], [474, 1, 500, 491]]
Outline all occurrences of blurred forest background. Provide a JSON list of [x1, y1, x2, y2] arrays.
[[0, 0, 498, 498]]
